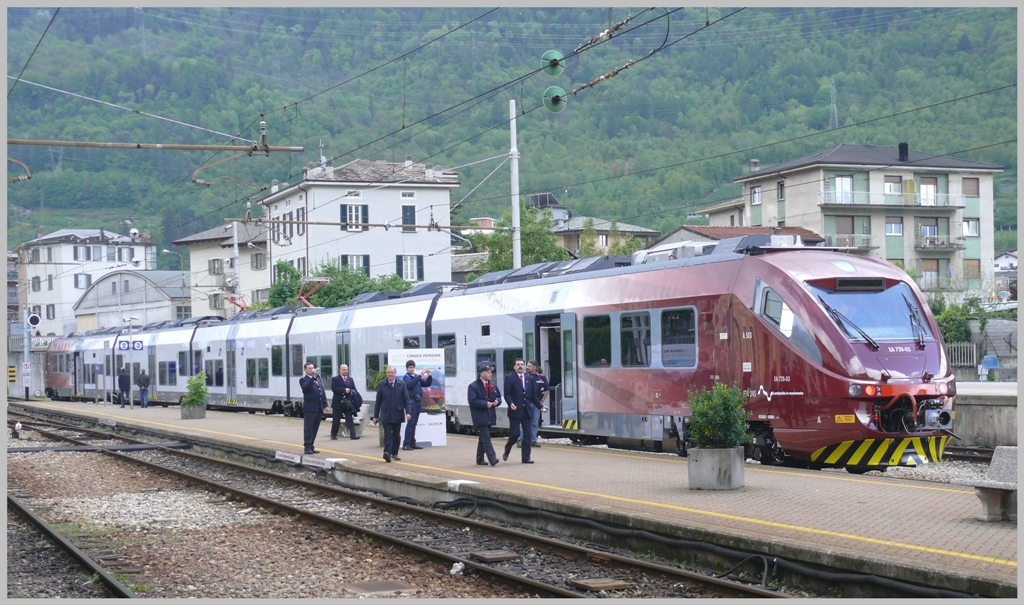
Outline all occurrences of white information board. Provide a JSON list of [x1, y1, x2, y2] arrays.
[[388, 348, 447, 447]]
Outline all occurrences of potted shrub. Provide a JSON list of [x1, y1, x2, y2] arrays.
[[181, 371, 208, 420], [686, 383, 751, 490]]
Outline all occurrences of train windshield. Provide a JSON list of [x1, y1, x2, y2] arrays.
[[807, 281, 933, 342]]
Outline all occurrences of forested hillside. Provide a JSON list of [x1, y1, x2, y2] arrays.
[[7, 7, 1017, 265]]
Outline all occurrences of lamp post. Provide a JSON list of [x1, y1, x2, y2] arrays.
[[123, 316, 138, 408]]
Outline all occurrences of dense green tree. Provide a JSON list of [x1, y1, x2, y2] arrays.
[[470, 202, 570, 273], [267, 260, 302, 307], [579, 218, 599, 259]]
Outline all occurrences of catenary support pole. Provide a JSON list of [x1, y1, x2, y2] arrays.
[[509, 99, 522, 270]]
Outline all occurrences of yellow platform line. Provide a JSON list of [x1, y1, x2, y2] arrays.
[[394, 460, 1017, 568], [27, 403, 1005, 566]]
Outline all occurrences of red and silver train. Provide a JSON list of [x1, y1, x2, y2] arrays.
[[45, 235, 956, 472]]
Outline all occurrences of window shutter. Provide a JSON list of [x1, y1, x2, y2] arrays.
[[396, 255, 403, 277], [361, 205, 369, 231], [73, 247, 79, 261], [417, 255, 424, 281], [340, 255, 348, 267], [340, 204, 348, 230], [362, 255, 370, 276]]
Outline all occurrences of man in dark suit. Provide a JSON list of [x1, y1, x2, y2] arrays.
[[400, 359, 432, 450], [299, 362, 328, 454], [372, 365, 411, 463], [117, 367, 131, 408], [468, 364, 502, 466], [502, 358, 533, 463], [524, 360, 549, 447], [330, 364, 363, 440]]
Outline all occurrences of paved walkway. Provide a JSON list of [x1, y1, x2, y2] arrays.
[[12, 399, 1017, 591]]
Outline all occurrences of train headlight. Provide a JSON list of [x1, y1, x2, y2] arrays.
[[848, 384, 862, 397], [937, 382, 948, 395], [863, 385, 877, 396]]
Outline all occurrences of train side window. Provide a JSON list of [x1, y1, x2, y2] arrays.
[[205, 360, 214, 386], [437, 334, 457, 377], [105, 355, 111, 376], [258, 358, 269, 388], [757, 282, 823, 366], [620, 312, 652, 367], [503, 349, 524, 376], [246, 358, 257, 388], [319, 356, 332, 378], [583, 315, 612, 367], [178, 351, 189, 377], [159, 361, 168, 385], [481, 324, 491, 336], [271, 346, 283, 376], [167, 361, 177, 386], [291, 344, 304, 376], [365, 354, 381, 391], [214, 360, 224, 386], [476, 350, 496, 373], [193, 351, 203, 377], [404, 336, 421, 349], [661, 308, 697, 368]]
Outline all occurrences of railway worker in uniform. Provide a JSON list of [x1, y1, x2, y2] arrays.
[[299, 362, 328, 455], [468, 364, 502, 466], [117, 367, 131, 408], [400, 360, 432, 451], [522, 360, 549, 448], [330, 364, 362, 440], [502, 358, 533, 463], [371, 365, 411, 463], [136, 369, 151, 409]]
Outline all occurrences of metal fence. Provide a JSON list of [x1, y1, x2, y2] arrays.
[[946, 342, 977, 367]]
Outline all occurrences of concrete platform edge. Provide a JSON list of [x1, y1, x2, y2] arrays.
[[12, 403, 1016, 598]]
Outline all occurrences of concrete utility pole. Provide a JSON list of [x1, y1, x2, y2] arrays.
[[23, 310, 30, 400], [232, 222, 241, 308], [509, 99, 522, 269]]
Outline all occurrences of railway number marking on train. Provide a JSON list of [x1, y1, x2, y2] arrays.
[[773, 376, 790, 382], [742, 331, 753, 339], [747, 385, 806, 402], [887, 346, 912, 353]]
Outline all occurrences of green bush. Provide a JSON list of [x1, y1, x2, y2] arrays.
[[181, 372, 209, 406], [687, 383, 751, 449]]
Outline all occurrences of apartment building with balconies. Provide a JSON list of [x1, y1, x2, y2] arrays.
[[705, 144, 1002, 299]]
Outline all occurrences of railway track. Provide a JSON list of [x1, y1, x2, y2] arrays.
[[7, 491, 137, 598], [8, 411, 784, 598], [943, 446, 995, 463]]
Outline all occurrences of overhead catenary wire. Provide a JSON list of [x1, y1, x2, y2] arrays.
[[7, 7, 60, 98]]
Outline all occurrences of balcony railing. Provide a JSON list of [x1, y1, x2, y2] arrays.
[[822, 233, 878, 248], [914, 235, 965, 251], [819, 191, 965, 208]]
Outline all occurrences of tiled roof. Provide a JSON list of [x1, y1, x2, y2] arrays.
[[451, 252, 488, 273], [173, 223, 267, 247], [20, 229, 138, 246], [310, 159, 459, 185], [736, 144, 1003, 182], [670, 225, 825, 244], [553, 216, 659, 236]]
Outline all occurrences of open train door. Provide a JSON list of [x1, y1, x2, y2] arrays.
[[558, 312, 579, 431]]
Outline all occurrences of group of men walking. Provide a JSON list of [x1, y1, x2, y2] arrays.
[[299, 359, 432, 459], [298, 355, 548, 467], [470, 358, 548, 467]]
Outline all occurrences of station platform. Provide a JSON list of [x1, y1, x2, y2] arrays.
[[9, 397, 1017, 597]]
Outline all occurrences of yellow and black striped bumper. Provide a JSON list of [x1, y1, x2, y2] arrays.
[[561, 419, 579, 430], [811, 435, 949, 469]]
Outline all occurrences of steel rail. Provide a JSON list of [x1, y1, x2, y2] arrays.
[[8, 409, 784, 598], [942, 446, 994, 463], [7, 494, 137, 598]]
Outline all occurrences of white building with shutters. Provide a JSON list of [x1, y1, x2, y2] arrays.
[[13, 229, 155, 336], [257, 157, 458, 284]]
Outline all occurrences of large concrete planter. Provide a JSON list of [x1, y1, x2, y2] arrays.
[[687, 446, 745, 490], [180, 404, 207, 420]]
